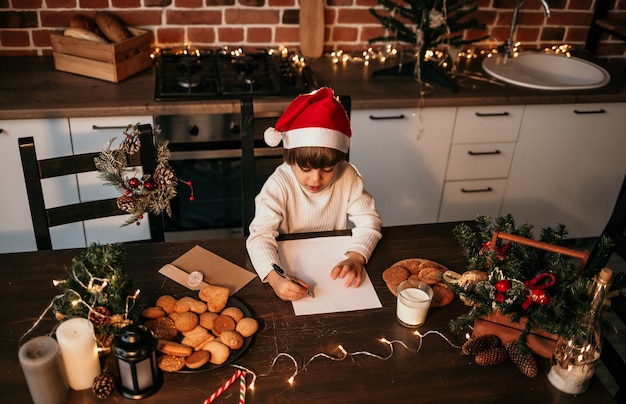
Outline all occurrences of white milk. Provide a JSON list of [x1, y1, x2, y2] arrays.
[[396, 287, 431, 327]]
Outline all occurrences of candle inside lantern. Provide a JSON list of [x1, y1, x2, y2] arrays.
[[56, 318, 101, 390], [18, 336, 69, 404]]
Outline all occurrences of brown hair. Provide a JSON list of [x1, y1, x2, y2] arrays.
[[283, 147, 347, 169]]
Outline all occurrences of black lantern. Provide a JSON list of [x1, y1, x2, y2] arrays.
[[112, 324, 163, 399]]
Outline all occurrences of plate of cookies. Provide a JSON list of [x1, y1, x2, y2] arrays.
[[142, 284, 259, 373], [382, 258, 456, 307]]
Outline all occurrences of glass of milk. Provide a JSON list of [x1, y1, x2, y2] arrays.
[[396, 280, 433, 328]]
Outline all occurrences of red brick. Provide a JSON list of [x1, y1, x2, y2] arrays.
[[356, 0, 379, 6], [156, 27, 185, 45], [246, 27, 272, 43], [282, 8, 298, 24], [268, 0, 294, 6], [564, 27, 589, 43], [218, 27, 245, 43], [275, 26, 298, 43], [547, 11, 593, 26], [46, 0, 77, 7], [40, 11, 76, 27], [188, 27, 216, 43], [145, 0, 172, 5], [1, 30, 30, 46], [515, 27, 540, 42], [206, 0, 235, 5], [332, 26, 358, 41], [328, 0, 352, 6], [33, 29, 54, 46], [337, 8, 376, 24], [0, 49, 38, 56], [239, 0, 264, 6], [175, 0, 203, 6], [225, 9, 278, 24], [359, 26, 385, 42], [167, 10, 222, 25], [540, 27, 565, 42], [10, 0, 42, 9], [79, 0, 109, 8], [117, 11, 162, 26], [112, 0, 141, 7], [1, 11, 38, 28], [568, 0, 594, 11]]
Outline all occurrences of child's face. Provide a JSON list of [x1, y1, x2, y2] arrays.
[[292, 164, 338, 193]]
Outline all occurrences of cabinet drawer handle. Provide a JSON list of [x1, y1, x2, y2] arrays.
[[368, 114, 406, 120], [92, 125, 131, 130], [475, 112, 509, 117], [461, 186, 493, 193], [573, 109, 606, 115], [0, 128, 3, 134], [467, 149, 501, 156]]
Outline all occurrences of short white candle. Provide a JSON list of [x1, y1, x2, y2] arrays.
[[18, 336, 69, 404], [56, 318, 101, 390], [396, 282, 432, 327]]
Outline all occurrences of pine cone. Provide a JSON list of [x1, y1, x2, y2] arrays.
[[475, 346, 508, 366], [89, 306, 111, 327], [92, 372, 115, 399], [505, 340, 538, 378], [153, 165, 174, 186], [116, 195, 136, 213], [462, 334, 502, 355], [122, 135, 141, 155]]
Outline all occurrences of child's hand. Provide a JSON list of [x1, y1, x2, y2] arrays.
[[266, 270, 311, 301], [330, 251, 366, 288]]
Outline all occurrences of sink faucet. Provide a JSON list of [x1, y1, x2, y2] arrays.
[[503, 0, 551, 58]]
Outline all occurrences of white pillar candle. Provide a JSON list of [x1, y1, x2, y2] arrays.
[[18, 336, 69, 404], [56, 318, 101, 390]]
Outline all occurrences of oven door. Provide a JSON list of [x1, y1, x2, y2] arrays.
[[154, 100, 283, 239]]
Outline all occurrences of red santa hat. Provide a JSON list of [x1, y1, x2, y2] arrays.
[[264, 87, 351, 153]]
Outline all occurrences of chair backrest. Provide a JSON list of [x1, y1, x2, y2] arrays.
[[19, 123, 164, 250]]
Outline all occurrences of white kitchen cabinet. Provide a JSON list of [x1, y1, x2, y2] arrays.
[[0, 119, 76, 253], [350, 107, 455, 226], [68, 116, 154, 246], [438, 105, 522, 222], [501, 103, 626, 238]]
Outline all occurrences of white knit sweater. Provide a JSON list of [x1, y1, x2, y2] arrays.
[[246, 161, 383, 281]]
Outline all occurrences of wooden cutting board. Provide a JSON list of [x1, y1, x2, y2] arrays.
[[299, 0, 324, 59]]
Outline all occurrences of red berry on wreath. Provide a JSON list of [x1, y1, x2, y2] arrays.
[[496, 293, 506, 303], [189, 195, 195, 201], [495, 279, 512, 293], [128, 177, 141, 188], [143, 179, 155, 191]]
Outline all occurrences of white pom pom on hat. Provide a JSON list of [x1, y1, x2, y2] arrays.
[[263, 87, 351, 153]]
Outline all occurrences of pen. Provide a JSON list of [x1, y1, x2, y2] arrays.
[[272, 263, 314, 298]]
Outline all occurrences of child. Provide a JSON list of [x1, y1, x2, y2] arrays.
[[246, 87, 383, 301]]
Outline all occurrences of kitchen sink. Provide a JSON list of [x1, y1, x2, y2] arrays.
[[482, 52, 610, 91]]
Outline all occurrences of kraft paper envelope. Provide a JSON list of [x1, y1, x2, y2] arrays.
[[158, 245, 256, 295]]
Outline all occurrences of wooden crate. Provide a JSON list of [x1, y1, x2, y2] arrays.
[[473, 311, 558, 358], [50, 28, 153, 83]]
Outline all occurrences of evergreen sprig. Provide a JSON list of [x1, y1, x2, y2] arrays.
[[447, 215, 617, 355]]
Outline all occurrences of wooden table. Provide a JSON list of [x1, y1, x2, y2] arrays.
[[0, 223, 614, 403]]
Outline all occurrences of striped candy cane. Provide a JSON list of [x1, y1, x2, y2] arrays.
[[203, 370, 242, 404], [239, 371, 247, 404]]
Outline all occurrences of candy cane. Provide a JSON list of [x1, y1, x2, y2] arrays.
[[203, 369, 242, 404], [238, 371, 247, 404]]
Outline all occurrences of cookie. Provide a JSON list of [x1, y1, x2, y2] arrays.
[[144, 316, 178, 340], [199, 285, 230, 313], [157, 340, 193, 357], [158, 354, 186, 372], [181, 325, 214, 351], [219, 330, 244, 350], [185, 350, 211, 369], [235, 317, 259, 338], [418, 267, 444, 285], [142, 306, 166, 319], [156, 295, 177, 314], [212, 315, 236, 336], [221, 306, 244, 323], [202, 340, 231, 365], [430, 283, 455, 307], [382, 265, 409, 286], [173, 311, 199, 333], [174, 296, 207, 314], [199, 312, 219, 331], [398, 259, 423, 276]]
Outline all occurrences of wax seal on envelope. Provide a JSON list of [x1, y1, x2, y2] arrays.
[[187, 271, 204, 287]]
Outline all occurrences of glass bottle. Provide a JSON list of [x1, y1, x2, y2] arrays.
[[547, 267, 613, 394]]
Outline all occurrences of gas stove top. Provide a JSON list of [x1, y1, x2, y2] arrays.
[[154, 48, 316, 101]]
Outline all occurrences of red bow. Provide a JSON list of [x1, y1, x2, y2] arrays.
[[522, 273, 556, 310], [480, 242, 510, 259]]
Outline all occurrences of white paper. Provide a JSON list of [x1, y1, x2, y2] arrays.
[[277, 236, 382, 316]]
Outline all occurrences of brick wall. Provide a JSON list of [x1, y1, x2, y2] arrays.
[[1, 0, 625, 60]]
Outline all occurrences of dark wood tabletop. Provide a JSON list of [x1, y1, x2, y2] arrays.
[[0, 223, 614, 403]]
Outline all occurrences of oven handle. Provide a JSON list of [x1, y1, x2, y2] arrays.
[[169, 147, 283, 161]]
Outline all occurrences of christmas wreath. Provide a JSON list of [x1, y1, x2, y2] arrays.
[[446, 215, 622, 354], [94, 123, 192, 227]]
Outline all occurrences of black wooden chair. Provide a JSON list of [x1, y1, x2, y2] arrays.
[[19, 123, 165, 250], [589, 174, 626, 402]]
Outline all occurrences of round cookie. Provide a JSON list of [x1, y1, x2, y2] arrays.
[[430, 283, 455, 307], [219, 330, 244, 350], [418, 267, 444, 285], [235, 317, 259, 338], [142, 306, 166, 319], [199, 312, 219, 331], [145, 316, 178, 340], [173, 311, 199, 333], [185, 350, 211, 369], [156, 295, 177, 314], [158, 354, 186, 372], [157, 340, 193, 357], [399, 259, 423, 276], [202, 340, 231, 365], [212, 315, 236, 336], [221, 306, 244, 323]]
